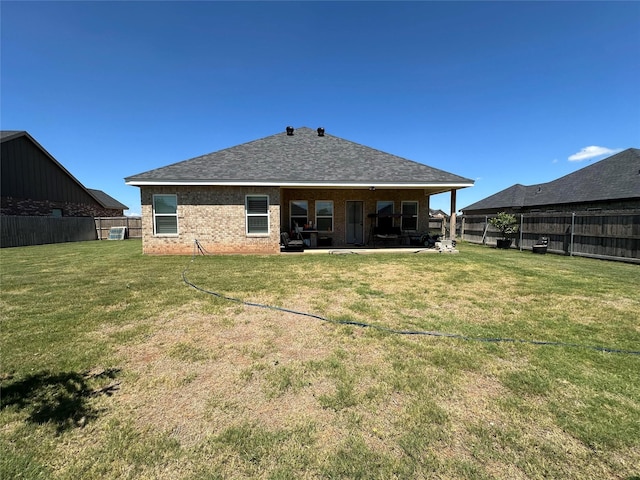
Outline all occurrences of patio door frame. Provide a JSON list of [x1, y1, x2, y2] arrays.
[[345, 200, 364, 245]]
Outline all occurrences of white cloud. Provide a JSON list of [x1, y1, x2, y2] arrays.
[[568, 146, 619, 162]]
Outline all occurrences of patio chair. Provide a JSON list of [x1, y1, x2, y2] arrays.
[[281, 231, 305, 252]]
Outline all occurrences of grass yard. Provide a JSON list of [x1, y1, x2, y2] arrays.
[[1, 239, 639, 479]]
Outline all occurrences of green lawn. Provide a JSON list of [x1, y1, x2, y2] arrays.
[[1, 239, 639, 479]]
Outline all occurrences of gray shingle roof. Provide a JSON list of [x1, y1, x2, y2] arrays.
[[87, 189, 129, 210], [125, 127, 473, 189], [462, 148, 640, 211], [1, 130, 26, 141]]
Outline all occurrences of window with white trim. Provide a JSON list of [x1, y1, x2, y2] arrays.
[[290, 200, 308, 231], [401, 201, 418, 231], [315, 200, 333, 231], [153, 194, 178, 235], [246, 195, 269, 235], [376, 201, 394, 229]]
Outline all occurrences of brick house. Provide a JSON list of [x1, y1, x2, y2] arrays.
[[1, 131, 128, 217], [125, 127, 474, 254]]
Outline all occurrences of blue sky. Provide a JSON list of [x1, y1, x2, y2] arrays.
[[2, 1, 639, 215]]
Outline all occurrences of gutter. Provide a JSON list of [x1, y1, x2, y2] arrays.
[[125, 180, 475, 189]]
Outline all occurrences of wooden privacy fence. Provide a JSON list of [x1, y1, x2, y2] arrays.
[[95, 216, 142, 240], [1, 216, 97, 248], [460, 212, 640, 263]]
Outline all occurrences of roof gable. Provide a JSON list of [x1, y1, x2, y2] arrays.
[[1, 130, 128, 210], [125, 127, 473, 189]]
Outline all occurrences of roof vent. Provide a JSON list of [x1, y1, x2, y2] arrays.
[[286, 126, 294, 136], [317, 127, 325, 136]]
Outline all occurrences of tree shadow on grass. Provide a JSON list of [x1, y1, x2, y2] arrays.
[[1, 368, 120, 434]]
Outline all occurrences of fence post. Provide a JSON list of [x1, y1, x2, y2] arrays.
[[519, 214, 524, 251], [481, 215, 488, 244], [570, 212, 575, 256]]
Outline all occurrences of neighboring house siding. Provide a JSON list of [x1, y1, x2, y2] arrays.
[[1, 135, 96, 207], [531, 199, 640, 213], [465, 199, 640, 216], [1, 133, 126, 218], [140, 186, 281, 255], [1, 131, 129, 247]]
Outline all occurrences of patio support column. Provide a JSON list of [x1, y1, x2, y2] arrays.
[[450, 189, 457, 240], [425, 193, 430, 231]]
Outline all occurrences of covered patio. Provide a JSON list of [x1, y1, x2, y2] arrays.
[[280, 185, 462, 250]]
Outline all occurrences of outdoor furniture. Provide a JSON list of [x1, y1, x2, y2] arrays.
[[420, 233, 441, 248], [372, 226, 402, 246], [280, 231, 305, 252], [300, 229, 319, 248], [318, 236, 333, 247], [532, 236, 549, 254]]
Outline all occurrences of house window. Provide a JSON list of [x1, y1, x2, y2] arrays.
[[51, 208, 63, 218], [315, 200, 333, 232], [376, 201, 394, 229], [153, 194, 178, 235], [401, 201, 418, 231], [246, 195, 269, 235], [290, 200, 308, 231]]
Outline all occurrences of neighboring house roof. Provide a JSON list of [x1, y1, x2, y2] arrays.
[[462, 148, 640, 212], [429, 209, 448, 217], [125, 127, 474, 194], [1, 130, 128, 211], [86, 189, 129, 211], [0, 130, 24, 141]]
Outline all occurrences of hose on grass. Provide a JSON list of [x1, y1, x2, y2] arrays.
[[183, 240, 640, 356]]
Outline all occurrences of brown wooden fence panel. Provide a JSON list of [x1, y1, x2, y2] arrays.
[[461, 212, 639, 263], [1, 216, 97, 248], [94, 217, 142, 240]]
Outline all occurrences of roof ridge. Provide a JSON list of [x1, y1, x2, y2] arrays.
[[125, 127, 474, 187]]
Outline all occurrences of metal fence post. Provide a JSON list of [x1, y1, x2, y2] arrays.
[[570, 212, 575, 256], [520, 214, 524, 251]]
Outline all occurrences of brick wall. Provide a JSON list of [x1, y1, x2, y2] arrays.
[[139, 186, 434, 255], [281, 188, 431, 245], [1, 196, 123, 217], [140, 186, 281, 255]]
